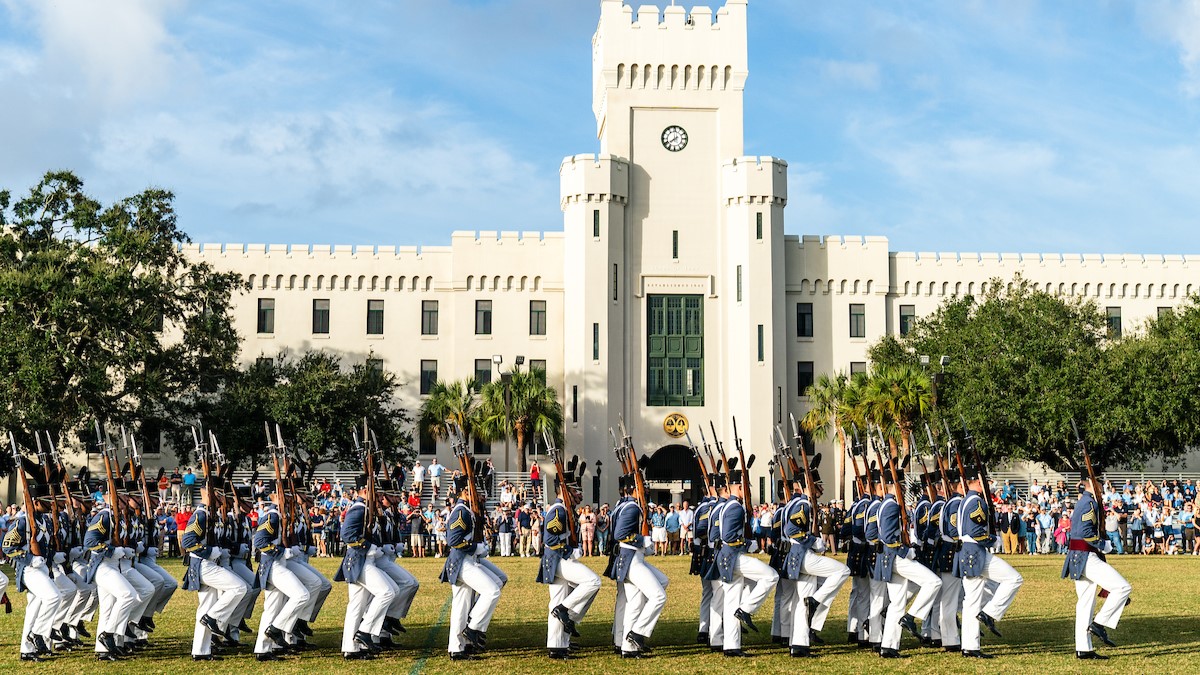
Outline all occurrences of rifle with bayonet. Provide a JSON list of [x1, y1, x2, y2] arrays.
[[100, 423, 128, 548], [770, 426, 793, 502], [544, 430, 580, 548], [875, 425, 911, 547], [617, 416, 650, 537], [731, 417, 755, 539], [961, 417, 996, 538], [686, 430, 715, 499], [10, 432, 42, 557], [34, 432, 62, 555], [945, 419, 971, 497], [925, 423, 953, 498], [1072, 419, 1105, 528], [789, 413, 819, 506]]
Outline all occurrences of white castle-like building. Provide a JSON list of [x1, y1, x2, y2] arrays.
[[172, 1, 1198, 504]]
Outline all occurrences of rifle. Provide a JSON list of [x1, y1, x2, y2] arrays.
[[945, 419, 971, 497], [875, 426, 911, 546], [1072, 419, 1105, 525], [850, 424, 870, 498], [192, 425, 217, 520], [617, 416, 651, 537], [10, 432, 42, 557], [788, 414, 818, 507], [770, 426, 793, 502], [99, 423, 127, 547], [961, 417, 996, 537], [731, 417, 754, 539], [911, 432, 935, 504], [925, 423, 953, 498], [34, 432, 62, 554], [447, 422, 487, 543], [45, 432, 82, 545], [265, 423, 292, 546], [353, 419, 378, 535], [685, 431, 715, 498], [126, 428, 156, 551], [544, 430, 580, 548]]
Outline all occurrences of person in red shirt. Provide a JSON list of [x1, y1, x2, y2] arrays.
[[530, 463, 541, 501], [408, 490, 421, 510]]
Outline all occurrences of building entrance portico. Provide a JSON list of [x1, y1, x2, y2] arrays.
[[642, 443, 704, 506]]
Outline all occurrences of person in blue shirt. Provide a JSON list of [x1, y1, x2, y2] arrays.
[[714, 467, 779, 657], [1062, 482, 1131, 659], [537, 470, 601, 659], [957, 466, 1024, 659], [4, 487, 63, 662]]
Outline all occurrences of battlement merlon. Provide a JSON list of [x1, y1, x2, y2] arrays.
[[721, 156, 787, 205], [559, 154, 631, 209]]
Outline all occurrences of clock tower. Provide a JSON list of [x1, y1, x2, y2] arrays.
[[562, 0, 788, 504]]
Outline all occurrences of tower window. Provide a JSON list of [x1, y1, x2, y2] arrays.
[[756, 212, 763, 240]]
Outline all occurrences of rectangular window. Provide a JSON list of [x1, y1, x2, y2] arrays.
[[612, 264, 618, 301], [421, 300, 439, 336], [756, 212, 763, 240], [366, 358, 383, 372], [152, 312, 164, 333], [647, 294, 704, 406], [257, 298, 275, 334], [1106, 306, 1122, 338], [420, 360, 437, 395], [474, 359, 492, 392], [797, 361, 815, 396], [475, 300, 492, 335], [850, 361, 867, 375], [899, 304, 915, 336], [736, 265, 743, 302], [473, 437, 491, 455], [592, 323, 600, 360], [1158, 306, 1172, 319], [757, 324, 764, 362], [672, 230, 679, 259], [529, 300, 547, 336], [593, 209, 600, 238], [312, 299, 330, 334], [849, 303, 866, 338], [256, 356, 274, 368], [572, 385, 578, 422], [530, 359, 547, 384], [366, 299, 384, 335], [419, 429, 436, 455], [796, 302, 813, 338]]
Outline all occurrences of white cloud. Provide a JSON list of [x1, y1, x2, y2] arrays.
[[820, 60, 881, 90], [785, 168, 843, 232], [1140, 0, 1200, 97]]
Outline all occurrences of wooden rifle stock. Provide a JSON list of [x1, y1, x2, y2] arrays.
[[961, 418, 996, 537], [875, 427, 911, 546], [10, 433, 42, 557]]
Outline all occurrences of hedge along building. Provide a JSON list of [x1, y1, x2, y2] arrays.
[[167, 1, 1200, 507]]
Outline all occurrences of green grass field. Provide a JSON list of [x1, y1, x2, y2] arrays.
[[0, 552, 1195, 674]]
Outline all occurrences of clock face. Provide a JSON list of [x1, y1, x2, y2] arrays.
[[661, 125, 688, 152]]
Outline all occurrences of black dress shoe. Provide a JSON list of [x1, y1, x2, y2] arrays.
[[709, 645, 724, 652], [256, 652, 284, 661], [295, 619, 314, 637], [625, 631, 650, 652], [192, 654, 221, 661], [943, 644, 961, 652], [552, 604, 580, 637], [265, 625, 288, 646], [238, 619, 252, 633], [621, 650, 652, 659], [76, 621, 92, 639], [771, 635, 786, 645], [962, 649, 995, 659], [450, 651, 482, 661], [199, 614, 222, 637], [871, 642, 881, 653], [463, 627, 487, 649], [20, 653, 43, 662], [613, 646, 622, 655], [95, 653, 117, 662], [734, 608, 759, 633], [790, 646, 816, 658], [344, 651, 375, 660], [548, 649, 573, 660], [33, 634, 53, 656], [98, 632, 118, 654], [805, 597, 819, 620], [1077, 650, 1109, 660], [976, 611, 1002, 637], [932, 639, 943, 648], [899, 613, 921, 640], [697, 631, 710, 644], [810, 629, 825, 645], [377, 635, 398, 651], [880, 647, 905, 658], [723, 649, 753, 657], [856, 639, 871, 649], [847, 632, 857, 644], [1089, 622, 1116, 647]]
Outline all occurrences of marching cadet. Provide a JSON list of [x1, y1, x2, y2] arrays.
[[252, 498, 313, 661], [781, 475, 850, 657], [920, 476, 948, 647], [845, 478, 871, 646], [608, 473, 668, 658], [769, 486, 790, 647], [937, 470, 965, 653], [112, 490, 157, 652], [123, 489, 166, 650], [956, 466, 1023, 659], [714, 466, 779, 657], [440, 474, 503, 661], [538, 469, 602, 659], [371, 486, 420, 648], [4, 487, 64, 661], [63, 490, 99, 646], [47, 495, 83, 652], [182, 483, 251, 660], [875, 466, 941, 659], [224, 488, 260, 644], [336, 486, 399, 659], [690, 480, 716, 644], [1063, 481, 1131, 659], [700, 474, 730, 652], [862, 471, 887, 651], [284, 494, 332, 647], [81, 486, 137, 660]]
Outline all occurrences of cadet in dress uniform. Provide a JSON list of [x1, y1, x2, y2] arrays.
[[1062, 481, 1131, 660], [122, 489, 166, 649], [875, 467, 941, 659], [182, 484, 251, 660], [336, 486, 398, 659], [714, 468, 779, 657], [782, 476, 850, 657], [607, 473, 668, 658], [45, 494, 84, 653], [80, 487, 137, 660], [956, 468, 1023, 658], [862, 473, 887, 650], [700, 474, 730, 651], [4, 487, 64, 661], [768, 485, 791, 647], [845, 481, 872, 646], [370, 484, 420, 647], [690, 482, 717, 644], [538, 470, 602, 659], [224, 488, 260, 643], [284, 495, 332, 646], [440, 475, 503, 661], [252, 499, 313, 661], [920, 476, 947, 647], [937, 471, 965, 652], [61, 490, 99, 646]]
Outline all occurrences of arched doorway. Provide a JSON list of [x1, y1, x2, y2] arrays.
[[641, 444, 704, 507]]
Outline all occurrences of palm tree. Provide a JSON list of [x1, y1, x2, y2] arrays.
[[801, 371, 850, 500], [417, 378, 479, 445], [861, 364, 933, 487], [475, 368, 564, 474]]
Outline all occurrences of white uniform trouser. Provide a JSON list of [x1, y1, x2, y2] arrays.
[[341, 555, 398, 653], [50, 565, 79, 636], [499, 533, 513, 557], [708, 569, 726, 647], [129, 562, 163, 640], [65, 568, 98, 630], [773, 577, 794, 639], [191, 558, 250, 656], [446, 556, 502, 654], [939, 572, 963, 646], [882, 556, 942, 650], [376, 554, 420, 619], [1074, 554, 1131, 651], [477, 555, 509, 590], [139, 553, 179, 615], [546, 556, 602, 649], [21, 564, 63, 654], [800, 553, 851, 632], [848, 575, 870, 637], [720, 554, 779, 650], [961, 552, 1023, 651], [290, 554, 332, 621], [867, 576, 887, 643], [93, 558, 136, 653], [121, 560, 156, 641], [622, 549, 669, 652], [699, 577, 713, 634], [228, 557, 260, 639], [254, 560, 312, 654]]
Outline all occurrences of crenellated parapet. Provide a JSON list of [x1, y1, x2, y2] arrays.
[[783, 234, 891, 296], [721, 156, 787, 206], [559, 153, 630, 208]]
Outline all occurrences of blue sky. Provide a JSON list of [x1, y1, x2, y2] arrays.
[[3, 0, 1200, 255]]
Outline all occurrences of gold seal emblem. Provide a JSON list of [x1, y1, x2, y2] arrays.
[[663, 413, 688, 438]]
